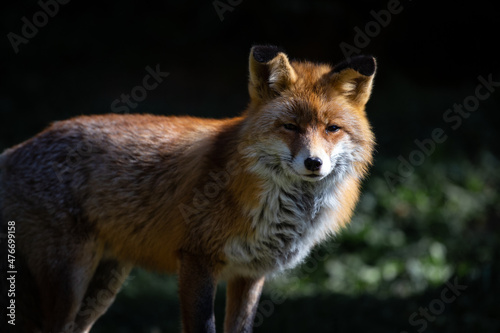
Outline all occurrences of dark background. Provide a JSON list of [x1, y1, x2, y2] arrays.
[[1, 0, 499, 332]]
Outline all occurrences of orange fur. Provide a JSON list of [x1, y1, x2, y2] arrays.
[[0, 46, 376, 333]]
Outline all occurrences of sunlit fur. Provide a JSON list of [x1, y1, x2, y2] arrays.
[[0, 46, 376, 333]]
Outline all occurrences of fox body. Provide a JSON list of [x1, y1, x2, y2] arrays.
[[0, 46, 376, 332]]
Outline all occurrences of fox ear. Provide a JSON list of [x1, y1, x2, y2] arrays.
[[248, 45, 297, 103], [330, 55, 376, 107]]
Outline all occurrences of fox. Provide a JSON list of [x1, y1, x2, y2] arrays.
[[0, 45, 376, 333]]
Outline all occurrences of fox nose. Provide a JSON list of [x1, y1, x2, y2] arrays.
[[304, 157, 322, 171]]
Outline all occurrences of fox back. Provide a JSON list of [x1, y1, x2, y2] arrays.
[[0, 45, 376, 333]]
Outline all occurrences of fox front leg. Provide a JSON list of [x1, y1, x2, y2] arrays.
[[224, 276, 266, 333], [178, 251, 217, 333]]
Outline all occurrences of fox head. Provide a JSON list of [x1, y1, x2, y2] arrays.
[[240, 45, 376, 183]]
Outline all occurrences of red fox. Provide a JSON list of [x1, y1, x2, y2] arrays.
[[0, 45, 376, 333]]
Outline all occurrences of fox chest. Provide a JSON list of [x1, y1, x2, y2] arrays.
[[223, 183, 331, 277]]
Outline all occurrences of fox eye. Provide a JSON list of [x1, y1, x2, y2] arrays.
[[327, 125, 340, 133], [283, 123, 299, 131]]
